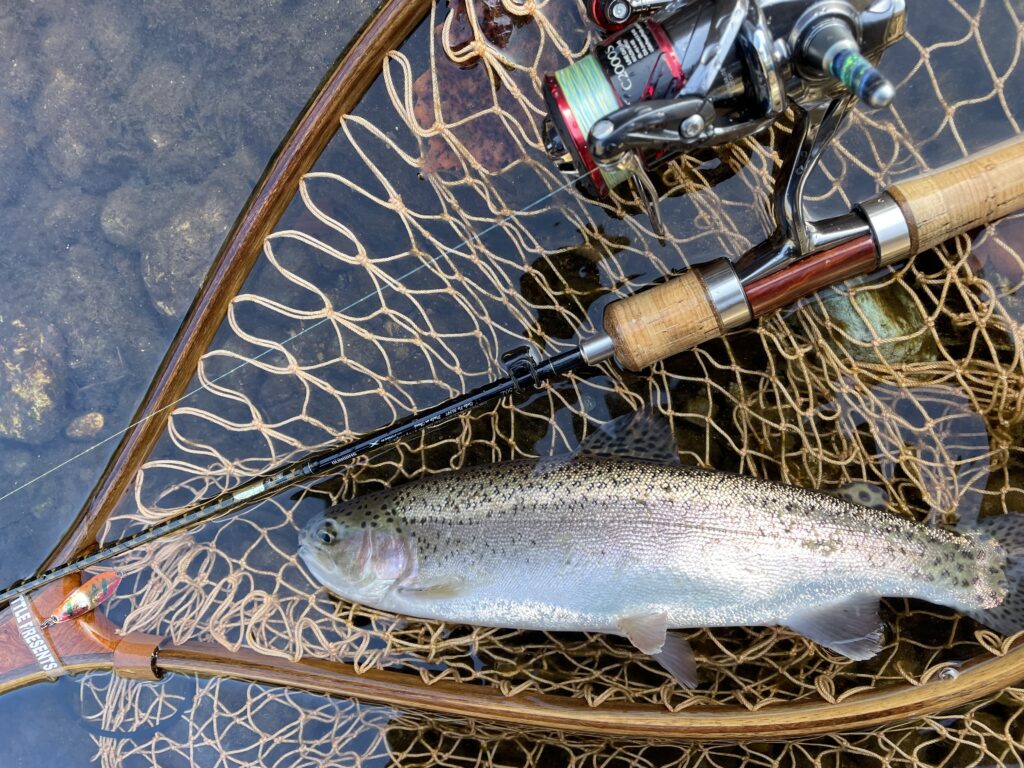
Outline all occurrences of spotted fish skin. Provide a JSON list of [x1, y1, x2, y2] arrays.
[[299, 457, 1008, 642]]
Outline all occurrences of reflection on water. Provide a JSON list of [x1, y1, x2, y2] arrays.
[[0, 0, 374, 579]]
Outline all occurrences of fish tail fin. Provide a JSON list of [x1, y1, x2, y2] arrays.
[[962, 514, 1024, 635]]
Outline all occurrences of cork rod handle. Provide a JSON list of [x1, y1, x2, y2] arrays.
[[603, 269, 722, 371], [887, 135, 1024, 255]]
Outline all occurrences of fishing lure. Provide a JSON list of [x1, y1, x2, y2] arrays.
[[39, 571, 121, 629]]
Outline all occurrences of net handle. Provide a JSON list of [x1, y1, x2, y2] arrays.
[[2, 576, 1024, 740]]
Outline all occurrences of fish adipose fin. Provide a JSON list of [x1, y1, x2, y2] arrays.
[[828, 482, 889, 510], [783, 595, 884, 661], [577, 407, 681, 466], [964, 514, 1024, 636], [617, 613, 698, 687]]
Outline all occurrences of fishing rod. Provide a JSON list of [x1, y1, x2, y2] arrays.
[[2, 133, 1023, 611]]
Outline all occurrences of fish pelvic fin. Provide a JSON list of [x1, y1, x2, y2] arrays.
[[617, 613, 698, 688], [962, 513, 1024, 635], [783, 595, 884, 661], [652, 633, 698, 688]]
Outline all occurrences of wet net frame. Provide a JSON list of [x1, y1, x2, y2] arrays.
[[9, 0, 1024, 764]]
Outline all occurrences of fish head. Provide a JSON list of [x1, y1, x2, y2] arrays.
[[299, 496, 415, 604]]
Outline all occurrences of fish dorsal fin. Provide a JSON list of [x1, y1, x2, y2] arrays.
[[783, 595, 884, 661], [577, 407, 680, 465], [617, 613, 697, 687]]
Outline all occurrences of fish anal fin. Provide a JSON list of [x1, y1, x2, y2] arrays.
[[783, 595, 884, 661]]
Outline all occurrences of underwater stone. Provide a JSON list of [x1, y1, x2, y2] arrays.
[[142, 181, 238, 319], [38, 5, 140, 95], [100, 182, 150, 248], [0, 9, 42, 103], [0, 317, 67, 445], [37, 245, 162, 413], [815, 283, 940, 366], [128, 61, 195, 150], [0, 109, 26, 207], [128, 60, 232, 183], [65, 411, 105, 440], [31, 6, 143, 187], [33, 70, 137, 187], [41, 186, 103, 252]]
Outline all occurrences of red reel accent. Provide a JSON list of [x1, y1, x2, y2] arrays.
[[544, 75, 610, 197]]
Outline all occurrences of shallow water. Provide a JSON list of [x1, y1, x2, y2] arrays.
[[2, 0, 1024, 765], [0, 0, 373, 762]]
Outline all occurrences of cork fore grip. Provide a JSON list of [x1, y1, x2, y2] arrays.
[[887, 136, 1024, 255], [603, 269, 721, 371]]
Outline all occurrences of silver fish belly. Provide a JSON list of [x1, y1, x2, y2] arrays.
[[299, 456, 1011, 682]]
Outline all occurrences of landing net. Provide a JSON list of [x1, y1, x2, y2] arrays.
[[78, 0, 1024, 763]]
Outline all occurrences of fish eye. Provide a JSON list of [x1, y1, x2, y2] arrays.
[[316, 524, 336, 545]]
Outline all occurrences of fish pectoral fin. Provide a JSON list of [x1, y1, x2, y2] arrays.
[[617, 614, 698, 688], [783, 595, 885, 661], [396, 576, 468, 600]]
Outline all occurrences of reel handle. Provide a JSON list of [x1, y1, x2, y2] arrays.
[[886, 137, 1024, 255]]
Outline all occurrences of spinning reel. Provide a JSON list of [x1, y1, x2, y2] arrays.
[[543, 0, 905, 271]]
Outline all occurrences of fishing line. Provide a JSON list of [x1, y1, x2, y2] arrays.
[[0, 169, 593, 506]]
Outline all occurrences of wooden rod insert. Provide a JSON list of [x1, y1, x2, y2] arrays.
[[745, 234, 878, 318]]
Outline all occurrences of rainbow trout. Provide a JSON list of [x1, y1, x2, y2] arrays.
[[299, 411, 1024, 686]]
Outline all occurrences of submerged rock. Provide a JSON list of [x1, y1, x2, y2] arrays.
[[128, 60, 234, 183], [65, 411, 105, 440], [141, 182, 243, 319], [814, 282, 940, 366], [101, 148, 259, 320], [39, 245, 162, 413], [0, 317, 66, 445], [0, 109, 26, 207], [0, 8, 42, 103]]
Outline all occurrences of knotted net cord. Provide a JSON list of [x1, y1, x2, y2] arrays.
[[69, 0, 1024, 762]]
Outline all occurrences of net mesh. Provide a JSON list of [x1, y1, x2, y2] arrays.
[[73, 0, 1024, 761]]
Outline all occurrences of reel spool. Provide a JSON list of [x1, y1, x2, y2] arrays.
[[543, 0, 906, 238]]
